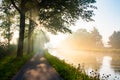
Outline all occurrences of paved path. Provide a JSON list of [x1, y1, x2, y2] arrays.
[[12, 53, 62, 80]]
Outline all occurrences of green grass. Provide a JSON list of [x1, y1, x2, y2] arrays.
[[0, 53, 34, 80], [44, 52, 93, 80]]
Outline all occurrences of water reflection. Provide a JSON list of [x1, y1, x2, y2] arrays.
[[99, 56, 115, 79], [48, 48, 120, 79], [99, 56, 113, 75]]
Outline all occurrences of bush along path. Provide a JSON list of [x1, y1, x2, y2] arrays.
[[12, 53, 62, 80], [0, 53, 34, 80]]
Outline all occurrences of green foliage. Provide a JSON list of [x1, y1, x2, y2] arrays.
[[109, 31, 120, 49], [0, 45, 7, 58], [7, 0, 96, 34], [0, 0, 16, 46], [0, 44, 17, 59], [0, 53, 34, 80], [38, 0, 97, 34], [44, 52, 91, 80]]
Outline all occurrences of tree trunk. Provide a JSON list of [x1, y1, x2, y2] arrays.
[[17, 12, 25, 57], [8, 26, 10, 48], [27, 11, 32, 54], [8, 16, 11, 48], [10, 0, 26, 57]]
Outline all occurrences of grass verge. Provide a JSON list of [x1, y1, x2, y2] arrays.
[[44, 52, 92, 80], [0, 53, 34, 80]]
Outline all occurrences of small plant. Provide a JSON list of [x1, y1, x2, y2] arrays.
[[87, 68, 120, 80]]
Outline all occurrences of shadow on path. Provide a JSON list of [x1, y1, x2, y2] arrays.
[[12, 53, 62, 80]]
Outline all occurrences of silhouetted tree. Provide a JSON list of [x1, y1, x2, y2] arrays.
[[90, 27, 103, 48], [108, 31, 120, 49]]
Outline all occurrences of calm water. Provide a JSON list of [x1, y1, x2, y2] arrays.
[[49, 48, 120, 79]]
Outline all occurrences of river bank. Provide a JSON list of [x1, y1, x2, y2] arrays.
[[44, 52, 100, 80]]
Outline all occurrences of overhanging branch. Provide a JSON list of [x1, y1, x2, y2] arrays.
[[10, 0, 21, 13]]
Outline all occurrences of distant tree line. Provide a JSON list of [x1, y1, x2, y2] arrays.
[[61, 27, 103, 49], [60, 27, 120, 49]]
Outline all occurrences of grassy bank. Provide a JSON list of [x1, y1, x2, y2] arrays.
[[0, 53, 34, 80], [44, 52, 97, 80]]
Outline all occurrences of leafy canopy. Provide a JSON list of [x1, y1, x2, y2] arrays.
[[3, 0, 96, 34], [38, 0, 96, 33]]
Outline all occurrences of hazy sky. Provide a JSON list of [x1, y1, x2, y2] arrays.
[[69, 0, 120, 45], [93, 0, 120, 43]]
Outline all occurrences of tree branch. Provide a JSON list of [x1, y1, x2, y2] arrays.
[[22, 0, 28, 5], [10, 0, 21, 13]]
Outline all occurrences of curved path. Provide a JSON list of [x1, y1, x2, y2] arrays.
[[12, 53, 62, 80]]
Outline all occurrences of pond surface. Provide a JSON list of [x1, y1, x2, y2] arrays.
[[48, 48, 120, 79]]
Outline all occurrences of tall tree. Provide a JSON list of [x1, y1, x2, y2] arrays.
[[10, 0, 27, 57], [6, 0, 96, 57], [27, 10, 36, 54], [108, 31, 120, 49]]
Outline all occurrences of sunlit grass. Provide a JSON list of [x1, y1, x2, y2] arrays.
[[0, 53, 34, 80]]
